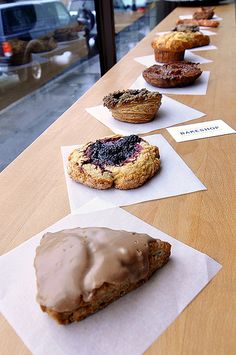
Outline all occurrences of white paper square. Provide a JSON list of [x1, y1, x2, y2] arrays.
[[200, 29, 217, 36], [86, 95, 205, 135], [131, 71, 210, 96], [61, 134, 206, 213], [134, 52, 212, 66], [179, 14, 223, 21], [156, 30, 217, 36], [189, 44, 217, 51], [167, 119, 236, 142], [0, 205, 222, 355]]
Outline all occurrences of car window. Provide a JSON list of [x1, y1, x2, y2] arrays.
[[54, 2, 71, 26], [1, 5, 41, 35]]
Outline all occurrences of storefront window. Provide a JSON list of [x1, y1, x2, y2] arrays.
[[0, 0, 168, 171]]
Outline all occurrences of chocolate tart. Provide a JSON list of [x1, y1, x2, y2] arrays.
[[143, 62, 202, 88]]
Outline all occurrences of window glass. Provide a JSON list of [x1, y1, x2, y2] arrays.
[[54, 2, 71, 26], [2, 5, 38, 35], [0, 0, 172, 172]]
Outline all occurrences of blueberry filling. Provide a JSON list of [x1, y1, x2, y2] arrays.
[[85, 135, 142, 167]]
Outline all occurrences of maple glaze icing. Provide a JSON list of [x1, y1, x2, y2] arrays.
[[34, 227, 154, 312]]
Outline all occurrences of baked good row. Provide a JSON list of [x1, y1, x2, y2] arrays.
[[34, 5, 221, 325]]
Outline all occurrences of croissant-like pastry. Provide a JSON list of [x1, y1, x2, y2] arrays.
[[103, 89, 162, 123]]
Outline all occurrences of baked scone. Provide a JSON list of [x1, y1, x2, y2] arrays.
[[183, 31, 210, 48], [103, 89, 162, 123], [176, 18, 219, 28], [34, 227, 171, 324], [193, 7, 215, 20], [67, 135, 160, 190], [143, 62, 202, 88]]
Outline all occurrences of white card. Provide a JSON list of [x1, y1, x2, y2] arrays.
[[86, 95, 205, 135], [131, 71, 210, 96], [61, 134, 206, 214], [0, 205, 222, 355], [167, 119, 236, 142], [134, 52, 212, 66], [179, 14, 223, 21]]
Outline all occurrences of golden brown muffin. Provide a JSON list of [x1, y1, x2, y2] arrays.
[[151, 32, 189, 63], [34, 227, 171, 324], [67, 135, 160, 190], [103, 89, 162, 123], [152, 32, 210, 63]]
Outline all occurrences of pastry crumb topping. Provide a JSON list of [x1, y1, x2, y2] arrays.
[[103, 89, 162, 109]]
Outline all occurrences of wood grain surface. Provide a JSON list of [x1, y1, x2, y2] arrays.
[[0, 3, 235, 355]]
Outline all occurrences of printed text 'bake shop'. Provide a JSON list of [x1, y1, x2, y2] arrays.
[[180, 126, 219, 135]]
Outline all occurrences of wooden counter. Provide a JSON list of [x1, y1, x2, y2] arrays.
[[0, 3, 235, 355]]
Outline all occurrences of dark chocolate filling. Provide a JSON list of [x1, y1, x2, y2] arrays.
[[85, 135, 142, 167]]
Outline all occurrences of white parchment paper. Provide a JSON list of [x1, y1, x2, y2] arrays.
[[179, 14, 223, 21], [156, 29, 217, 36], [61, 134, 206, 214], [131, 72, 210, 95], [189, 44, 217, 52], [134, 51, 212, 66], [86, 95, 205, 135], [0, 205, 222, 355]]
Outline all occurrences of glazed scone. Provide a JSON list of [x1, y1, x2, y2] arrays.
[[34, 227, 171, 324], [67, 135, 160, 190], [103, 89, 162, 123]]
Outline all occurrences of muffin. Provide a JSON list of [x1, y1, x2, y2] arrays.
[[152, 32, 209, 63], [103, 89, 162, 123], [143, 62, 202, 88], [151, 32, 189, 63]]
